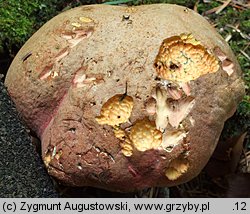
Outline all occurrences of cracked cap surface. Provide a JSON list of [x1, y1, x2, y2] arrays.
[[154, 34, 219, 82]]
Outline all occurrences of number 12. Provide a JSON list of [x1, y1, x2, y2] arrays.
[[235, 202, 246, 211]]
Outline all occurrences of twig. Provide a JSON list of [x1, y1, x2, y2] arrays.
[[240, 50, 250, 61], [226, 24, 250, 40], [204, 0, 231, 15], [225, 34, 232, 42], [149, 187, 154, 198], [204, 6, 220, 15], [231, 0, 250, 8], [216, 0, 231, 14], [215, 0, 250, 9], [193, 0, 200, 12]]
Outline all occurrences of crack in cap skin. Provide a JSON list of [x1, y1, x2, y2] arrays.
[[96, 94, 133, 127], [154, 33, 219, 82], [214, 46, 235, 76], [161, 129, 187, 151], [155, 85, 195, 131], [61, 27, 94, 48]]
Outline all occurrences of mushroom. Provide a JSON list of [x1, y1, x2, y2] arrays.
[[4, 4, 245, 192]]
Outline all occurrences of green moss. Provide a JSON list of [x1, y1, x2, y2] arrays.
[[0, 0, 39, 51], [0, 0, 71, 53], [242, 20, 250, 32], [135, 0, 196, 6], [197, 0, 220, 13], [104, 0, 196, 7]]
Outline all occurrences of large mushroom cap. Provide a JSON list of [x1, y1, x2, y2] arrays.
[[5, 4, 245, 192]]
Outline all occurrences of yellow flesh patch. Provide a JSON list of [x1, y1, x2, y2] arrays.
[[165, 157, 189, 180], [113, 128, 126, 140], [129, 118, 162, 152], [154, 34, 219, 82], [96, 94, 133, 127], [120, 139, 133, 157], [43, 154, 51, 168]]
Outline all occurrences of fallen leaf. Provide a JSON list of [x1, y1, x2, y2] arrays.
[[211, 132, 246, 161], [230, 132, 247, 172], [215, 0, 231, 14], [205, 132, 247, 178]]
